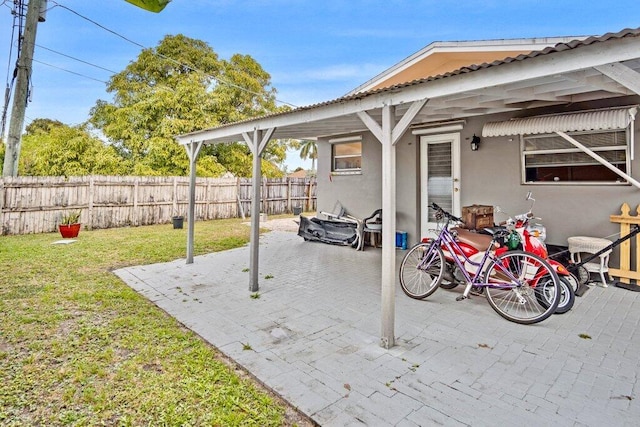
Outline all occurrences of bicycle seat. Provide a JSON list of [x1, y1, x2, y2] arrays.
[[481, 226, 507, 235], [451, 227, 494, 251]]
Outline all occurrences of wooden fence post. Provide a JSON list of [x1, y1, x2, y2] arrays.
[[609, 202, 640, 284], [205, 179, 211, 220], [262, 177, 267, 214], [306, 178, 313, 212], [88, 176, 94, 230], [287, 177, 292, 213], [133, 178, 139, 226], [236, 178, 244, 219], [172, 177, 178, 219]]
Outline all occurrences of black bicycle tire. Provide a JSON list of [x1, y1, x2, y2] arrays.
[[536, 275, 575, 314], [484, 250, 560, 324], [554, 277, 576, 314], [399, 242, 444, 299]]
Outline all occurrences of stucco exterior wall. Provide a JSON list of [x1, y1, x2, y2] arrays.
[[460, 98, 640, 249], [316, 131, 421, 241], [317, 96, 640, 260], [316, 133, 383, 220]]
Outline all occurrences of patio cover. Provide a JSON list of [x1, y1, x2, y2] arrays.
[[176, 27, 640, 348]]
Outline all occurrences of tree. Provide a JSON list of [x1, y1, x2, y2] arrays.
[[299, 140, 317, 172], [124, 0, 171, 13], [19, 120, 127, 176], [89, 34, 292, 177]]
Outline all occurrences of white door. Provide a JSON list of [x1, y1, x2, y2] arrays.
[[420, 133, 461, 238]]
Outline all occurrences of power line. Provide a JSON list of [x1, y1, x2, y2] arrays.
[[34, 44, 181, 98], [49, 1, 299, 108], [35, 44, 119, 74], [32, 59, 108, 84], [51, 1, 146, 50]]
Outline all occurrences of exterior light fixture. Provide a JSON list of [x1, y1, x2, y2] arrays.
[[470, 134, 481, 151]]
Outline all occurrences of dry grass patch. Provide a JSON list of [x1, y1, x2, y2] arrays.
[[0, 218, 313, 426]]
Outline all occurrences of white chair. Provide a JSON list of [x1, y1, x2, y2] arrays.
[[359, 209, 382, 251]]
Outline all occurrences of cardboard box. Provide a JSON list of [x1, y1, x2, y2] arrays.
[[462, 205, 494, 230]]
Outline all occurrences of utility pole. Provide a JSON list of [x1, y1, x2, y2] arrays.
[[3, 0, 43, 177]]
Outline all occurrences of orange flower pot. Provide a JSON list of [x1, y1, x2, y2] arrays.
[[59, 223, 81, 238]]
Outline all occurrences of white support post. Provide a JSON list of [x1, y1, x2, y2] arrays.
[[357, 99, 428, 349], [380, 104, 396, 349], [243, 127, 276, 292], [186, 140, 204, 264]]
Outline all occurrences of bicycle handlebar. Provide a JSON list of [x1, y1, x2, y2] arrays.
[[430, 202, 465, 224]]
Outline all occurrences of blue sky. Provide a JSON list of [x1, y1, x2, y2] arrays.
[[1, 0, 639, 170]]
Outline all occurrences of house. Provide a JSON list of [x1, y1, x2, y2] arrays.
[[177, 27, 640, 348], [317, 32, 638, 248]]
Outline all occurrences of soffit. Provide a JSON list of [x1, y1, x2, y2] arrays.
[[349, 37, 587, 95], [367, 51, 547, 92]]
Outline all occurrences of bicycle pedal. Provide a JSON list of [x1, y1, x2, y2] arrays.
[[455, 295, 468, 302]]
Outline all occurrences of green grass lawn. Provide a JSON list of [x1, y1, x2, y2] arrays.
[[0, 218, 307, 426]]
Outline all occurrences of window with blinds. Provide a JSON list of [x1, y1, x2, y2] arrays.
[[522, 130, 629, 184]]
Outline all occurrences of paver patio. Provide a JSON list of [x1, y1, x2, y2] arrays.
[[115, 228, 640, 426]]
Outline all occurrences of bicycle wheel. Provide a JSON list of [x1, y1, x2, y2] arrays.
[[535, 275, 575, 314], [484, 250, 560, 324], [399, 242, 444, 299], [440, 260, 459, 289]]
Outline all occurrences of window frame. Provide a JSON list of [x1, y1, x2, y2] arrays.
[[331, 138, 362, 175], [520, 129, 630, 185]]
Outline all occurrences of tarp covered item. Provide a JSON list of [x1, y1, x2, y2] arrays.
[[298, 216, 358, 246]]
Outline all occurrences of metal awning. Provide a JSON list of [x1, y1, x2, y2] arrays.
[[482, 106, 638, 137]]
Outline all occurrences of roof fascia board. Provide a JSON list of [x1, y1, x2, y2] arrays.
[[177, 36, 640, 145], [177, 96, 391, 145], [349, 36, 587, 95], [368, 35, 640, 106]]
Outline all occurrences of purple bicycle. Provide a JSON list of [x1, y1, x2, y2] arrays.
[[399, 203, 561, 324]]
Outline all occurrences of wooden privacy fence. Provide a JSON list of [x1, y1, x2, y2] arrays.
[[0, 175, 316, 235], [609, 203, 640, 284]]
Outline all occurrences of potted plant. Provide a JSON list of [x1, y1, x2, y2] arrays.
[[59, 211, 81, 238]]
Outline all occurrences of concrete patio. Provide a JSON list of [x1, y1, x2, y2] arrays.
[[114, 226, 640, 426]]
